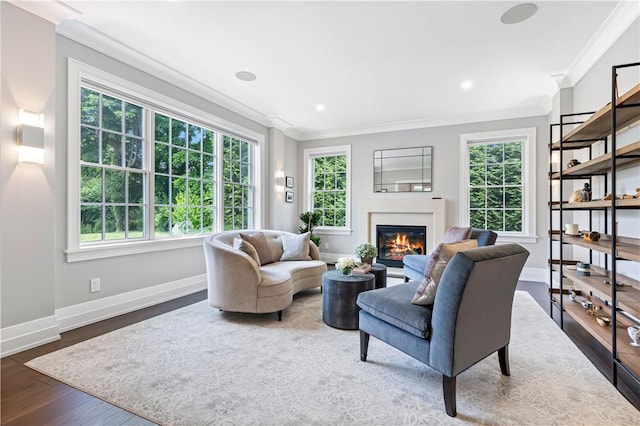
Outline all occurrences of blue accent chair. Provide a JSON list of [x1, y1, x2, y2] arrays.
[[402, 228, 498, 282], [357, 244, 529, 417]]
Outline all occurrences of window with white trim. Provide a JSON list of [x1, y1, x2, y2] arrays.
[[303, 145, 351, 234], [69, 60, 260, 260], [460, 128, 536, 243]]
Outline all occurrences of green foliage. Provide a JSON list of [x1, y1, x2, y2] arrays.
[[468, 141, 523, 232], [355, 243, 377, 258], [299, 211, 321, 246], [312, 154, 347, 227]]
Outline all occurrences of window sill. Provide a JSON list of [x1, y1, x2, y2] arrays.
[[496, 234, 538, 244], [66, 236, 206, 262], [313, 227, 353, 236]]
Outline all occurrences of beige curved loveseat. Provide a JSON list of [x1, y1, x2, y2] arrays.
[[203, 230, 327, 320]]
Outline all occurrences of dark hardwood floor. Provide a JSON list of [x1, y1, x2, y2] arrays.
[[2, 282, 638, 425]]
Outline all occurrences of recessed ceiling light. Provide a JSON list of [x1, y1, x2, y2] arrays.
[[500, 3, 537, 25], [461, 80, 473, 90], [235, 71, 257, 82], [316, 104, 326, 111]]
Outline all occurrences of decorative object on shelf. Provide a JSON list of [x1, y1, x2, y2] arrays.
[[298, 211, 321, 247], [335, 257, 356, 276], [576, 262, 591, 276], [567, 159, 581, 168], [581, 183, 592, 202], [285, 176, 294, 188], [586, 305, 600, 316], [583, 231, 601, 242], [568, 189, 583, 203], [627, 326, 640, 347], [580, 300, 593, 310], [601, 193, 619, 201], [565, 223, 579, 235], [596, 316, 611, 327], [569, 286, 578, 300], [355, 243, 377, 265]]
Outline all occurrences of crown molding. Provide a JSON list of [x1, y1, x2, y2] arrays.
[[56, 20, 272, 129], [268, 116, 292, 132], [8, 0, 82, 24], [295, 103, 550, 141], [565, 0, 639, 87]]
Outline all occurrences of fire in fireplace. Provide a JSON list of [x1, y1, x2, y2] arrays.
[[376, 225, 426, 268]]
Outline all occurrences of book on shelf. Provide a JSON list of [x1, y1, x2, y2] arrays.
[[352, 264, 372, 274]]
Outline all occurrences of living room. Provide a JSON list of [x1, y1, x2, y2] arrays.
[[1, 1, 639, 423]]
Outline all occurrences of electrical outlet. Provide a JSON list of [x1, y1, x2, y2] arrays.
[[324, 242, 329, 250], [90, 278, 101, 293]]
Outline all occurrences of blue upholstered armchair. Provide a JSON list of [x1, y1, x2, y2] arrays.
[[357, 244, 529, 417], [402, 228, 498, 281]]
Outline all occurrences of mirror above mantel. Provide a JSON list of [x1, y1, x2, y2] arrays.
[[373, 146, 432, 193]]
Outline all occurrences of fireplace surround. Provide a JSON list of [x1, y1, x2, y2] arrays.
[[360, 198, 446, 266]]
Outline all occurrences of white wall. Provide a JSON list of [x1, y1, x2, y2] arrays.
[[298, 115, 550, 277], [1, 3, 57, 328], [0, 3, 278, 355]]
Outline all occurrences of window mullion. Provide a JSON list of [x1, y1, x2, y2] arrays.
[[147, 110, 155, 240]]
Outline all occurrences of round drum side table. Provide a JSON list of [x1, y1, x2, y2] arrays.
[[322, 270, 375, 330]]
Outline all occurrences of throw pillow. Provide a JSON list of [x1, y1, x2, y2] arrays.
[[280, 232, 312, 261], [239, 232, 275, 266], [411, 239, 478, 305], [443, 226, 472, 243], [233, 238, 260, 266]]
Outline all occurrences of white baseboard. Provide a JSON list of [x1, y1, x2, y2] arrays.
[[1, 274, 206, 357], [1, 315, 60, 358], [56, 274, 207, 332]]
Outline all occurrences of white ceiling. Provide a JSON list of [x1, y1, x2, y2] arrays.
[[12, 1, 639, 140]]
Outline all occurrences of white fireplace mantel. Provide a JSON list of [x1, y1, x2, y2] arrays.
[[360, 198, 446, 255]]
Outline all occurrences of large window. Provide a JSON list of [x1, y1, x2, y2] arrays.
[[80, 88, 147, 242], [460, 128, 536, 243], [303, 145, 351, 234], [68, 60, 261, 261]]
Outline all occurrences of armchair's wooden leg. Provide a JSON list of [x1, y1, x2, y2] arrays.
[[404, 276, 410, 282], [498, 344, 510, 376], [442, 375, 457, 417], [359, 330, 370, 362], [277, 310, 283, 321]]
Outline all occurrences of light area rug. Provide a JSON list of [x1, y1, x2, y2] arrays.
[[26, 290, 638, 425]]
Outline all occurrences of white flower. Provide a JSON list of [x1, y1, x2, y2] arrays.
[[335, 257, 357, 271]]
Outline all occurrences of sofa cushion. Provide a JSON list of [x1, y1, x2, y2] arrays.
[[280, 232, 312, 261], [233, 238, 260, 266], [358, 283, 433, 339], [240, 231, 275, 265], [412, 239, 478, 306]]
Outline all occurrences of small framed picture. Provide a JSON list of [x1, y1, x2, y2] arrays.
[[285, 191, 294, 203], [285, 176, 294, 188]]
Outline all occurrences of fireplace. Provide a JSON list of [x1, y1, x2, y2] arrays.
[[376, 225, 426, 268]]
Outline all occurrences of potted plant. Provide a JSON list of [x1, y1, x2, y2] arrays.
[[299, 211, 322, 247], [355, 243, 377, 265]]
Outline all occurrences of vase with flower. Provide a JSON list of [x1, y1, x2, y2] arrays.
[[335, 257, 357, 276]]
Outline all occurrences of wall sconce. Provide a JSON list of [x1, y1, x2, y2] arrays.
[[275, 170, 285, 193], [17, 109, 45, 164]]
